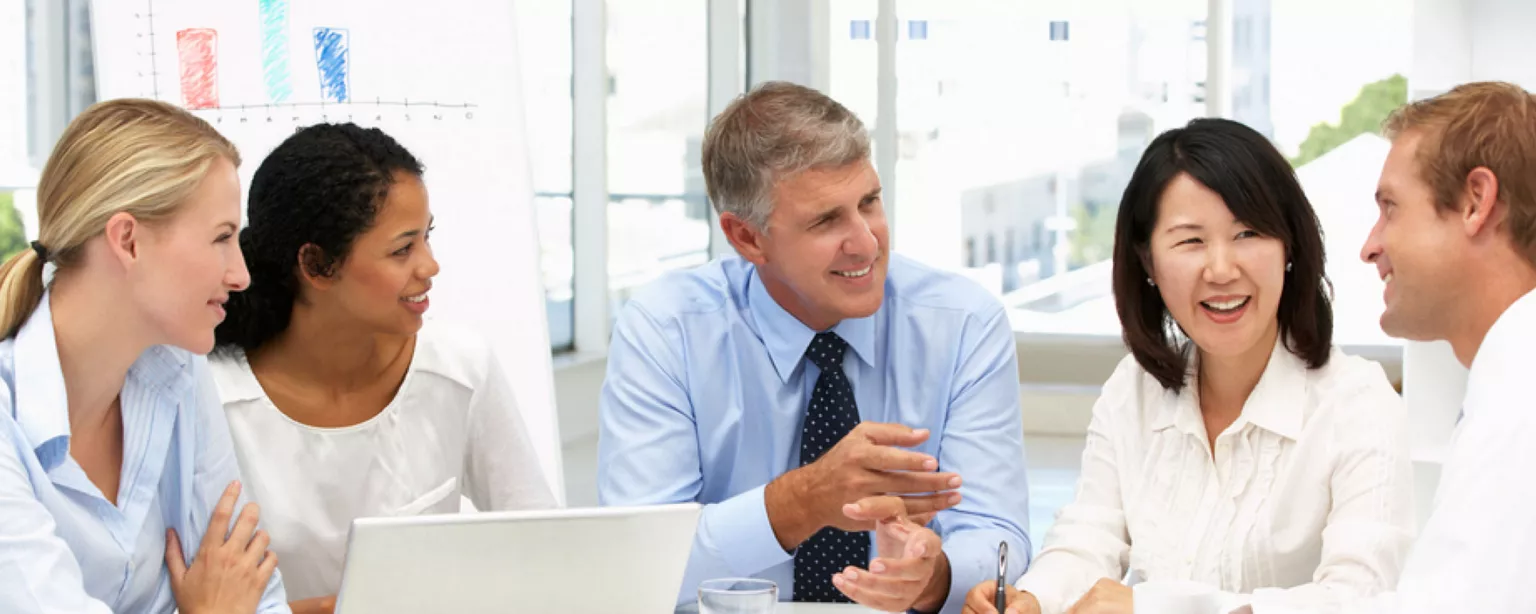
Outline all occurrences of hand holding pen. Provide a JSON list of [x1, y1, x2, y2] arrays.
[[962, 544, 1041, 614]]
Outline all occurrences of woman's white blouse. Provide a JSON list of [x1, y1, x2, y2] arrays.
[[1016, 342, 1415, 614], [210, 322, 558, 601]]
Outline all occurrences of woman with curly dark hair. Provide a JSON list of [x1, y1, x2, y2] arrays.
[[210, 123, 557, 614]]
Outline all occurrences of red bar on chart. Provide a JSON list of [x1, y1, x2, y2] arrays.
[[177, 29, 220, 110]]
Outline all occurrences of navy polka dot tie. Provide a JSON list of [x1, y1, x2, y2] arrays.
[[792, 332, 868, 603]]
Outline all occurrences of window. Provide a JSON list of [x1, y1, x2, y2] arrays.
[[518, 0, 577, 351], [829, 0, 880, 132], [851, 20, 872, 41], [605, 0, 711, 310], [1267, 0, 1412, 348], [1049, 20, 1069, 42], [907, 20, 927, 41], [2, 1, 32, 260], [819, 0, 1412, 344], [847, 2, 1206, 336], [5, 0, 96, 262]]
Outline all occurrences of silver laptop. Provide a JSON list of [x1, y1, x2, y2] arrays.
[[335, 503, 702, 614]]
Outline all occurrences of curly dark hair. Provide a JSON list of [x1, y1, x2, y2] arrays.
[[214, 123, 423, 355]]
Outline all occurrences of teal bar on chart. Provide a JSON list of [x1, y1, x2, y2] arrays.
[[259, 0, 292, 102]]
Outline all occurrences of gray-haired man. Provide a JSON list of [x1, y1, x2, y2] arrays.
[[598, 81, 1032, 613]]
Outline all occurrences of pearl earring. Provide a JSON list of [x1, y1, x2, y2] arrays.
[[1146, 277, 1156, 287], [1286, 261, 1293, 272]]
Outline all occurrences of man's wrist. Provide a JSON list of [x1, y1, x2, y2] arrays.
[[911, 550, 951, 613], [765, 467, 822, 551]]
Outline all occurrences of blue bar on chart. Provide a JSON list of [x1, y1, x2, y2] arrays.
[[313, 27, 351, 103], [259, 0, 292, 102]]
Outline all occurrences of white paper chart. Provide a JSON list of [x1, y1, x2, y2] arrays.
[[90, 0, 565, 501]]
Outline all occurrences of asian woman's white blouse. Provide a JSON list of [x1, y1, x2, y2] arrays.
[[1017, 341, 1414, 614]]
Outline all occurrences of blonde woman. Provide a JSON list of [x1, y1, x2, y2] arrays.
[[0, 100, 289, 613]]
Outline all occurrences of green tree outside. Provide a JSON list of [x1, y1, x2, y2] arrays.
[[1068, 202, 1117, 269], [0, 192, 29, 263], [1291, 73, 1407, 167]]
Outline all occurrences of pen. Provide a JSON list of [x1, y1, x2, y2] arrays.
[[995, 540, 1008, 613]]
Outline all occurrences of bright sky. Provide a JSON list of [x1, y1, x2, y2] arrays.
[[1269, 0, 1413, 154]]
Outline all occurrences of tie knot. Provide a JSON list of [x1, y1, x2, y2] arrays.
[[806, 332, 848, 371]]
